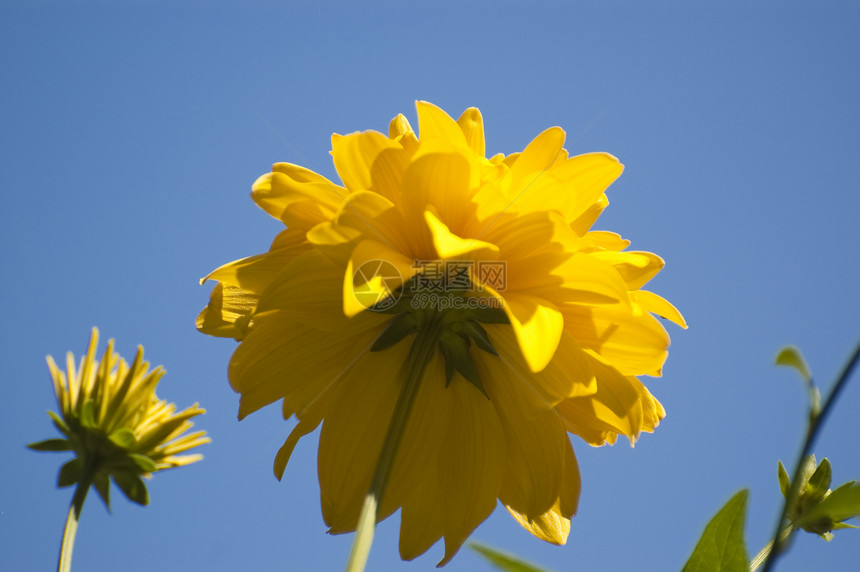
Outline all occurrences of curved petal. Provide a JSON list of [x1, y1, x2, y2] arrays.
[[437, 379, 506, 566], [456, 107, 485, 157], [196, 283, 257, 340], [251, 163, 345, 228], [508, 126, 566, 184], [475, 324, 595, 410], [562, 302, 670, 377], [228, 311, 385, 420], [424, 210, 498, 260], [505, 437, 580, 544], [633, 290, 687, 329], [492, 391, 567, 519], [331, 130, 411, 204], [512, 153, 623, 224], [317, 339, 412, 533], [496, 290, 564, 373], [555, 353, 646, 445], [344, 239, 419, 317]]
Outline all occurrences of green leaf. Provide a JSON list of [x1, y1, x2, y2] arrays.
[[48, 410, 70, 435], [112, 472, 149, 506], [80, 400, 97, 428], [128, 453, 157, 473], [777, 460, 790, 497], [93, 470, 111, 512], [27, 438, 72, 452], [775, 346, 812, 382], [798, 481, 860, 529], [805, 458, 832, 503], [370, 312, 418, 352], [57, 459, 81, 488], [468, 542, 553, 572], [108, 428, 136, 449], [682, 489, 749, 572]]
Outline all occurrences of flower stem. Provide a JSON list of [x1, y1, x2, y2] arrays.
[[346, 311, 444, 572], [750, 525, 792, 572], [58, 469, 93, 572], [760, 339, 860, 572]]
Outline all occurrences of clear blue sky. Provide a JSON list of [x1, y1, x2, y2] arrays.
[[2, 1, 858, 570]]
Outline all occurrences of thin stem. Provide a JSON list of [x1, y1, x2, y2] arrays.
[[750, 525, 792, 572], [760, 339, 860, 572], [58, 469, 93, 572], [345, 311, 444, 572]]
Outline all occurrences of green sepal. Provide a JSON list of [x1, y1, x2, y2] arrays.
[[438, 332, 489, 398], [805, 458, 832, 504], [371, 312, 419, 352], [58, 459, 81, 488], [80, 400, 97, 428], [108, 428, 136, 449], [48, 410, 70, 435], [93, 470, 111, 512], [128, 453, 157, 474], [461, 320, 498, 355], [682, 489, 749, 572], [797, 481, 860, 533], [112, 472, 149, 506], [777, 460, 790, 498], [468, 541, 552, 572], [798, 455, 817, 491], [27, 438, 72, 452]]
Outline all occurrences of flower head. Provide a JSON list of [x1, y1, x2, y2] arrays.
[[29, 328, 209, 508], [198, 102, 685, 564]]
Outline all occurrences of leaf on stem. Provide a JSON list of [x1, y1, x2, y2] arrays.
[[468, 541, 553, 572], [682, 489, 749, 572]]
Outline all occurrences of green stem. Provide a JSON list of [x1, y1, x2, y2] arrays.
[[345, 311, 444, 572], [58, 465, 93, 572], [760, 339, 860, 572], [750, 525, 792, 572]]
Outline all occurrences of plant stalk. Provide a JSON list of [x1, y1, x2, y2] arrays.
[[760, 339, 860, 572], [345, 311, 444, 572]]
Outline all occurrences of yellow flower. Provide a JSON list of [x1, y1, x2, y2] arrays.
[[29, 328, 209, 508], [198, 102, 686, 565]]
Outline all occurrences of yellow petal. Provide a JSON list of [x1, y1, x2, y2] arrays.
[[475, 324, 595, 410], [399, 465, 445, 561], [633, 290, 688, 329], [228, 311, 385, 420], [343, 239, 418, 317], [273, 416, 320, 480], [195, 283, 257, 340], [508, 126, 566, 182], [505, 438, 580, 544], [317, 339, 412, 533], [562, 302, 669, 377], [251, 163, 345, 228], [556, 354, 646, 445], [254, 250, 385, 332], [202, 228, 307, 294], [497, 290, 564, 373], [331, 130, 410, 204], [415, 100, 468, 146], [437, 380, 505, 566], [424, 210, 498, 260], [512, 153, 623, 224], [401, 151, 474, 234], [384, 355, 452, 515], [457, 107, 485, 157], [493, 399, 567, 519]]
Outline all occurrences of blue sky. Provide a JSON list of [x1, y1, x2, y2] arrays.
[[2, 1, 858, 570]]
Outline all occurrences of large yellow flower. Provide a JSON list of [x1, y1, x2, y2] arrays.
[[198, 101, 686, 565]]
